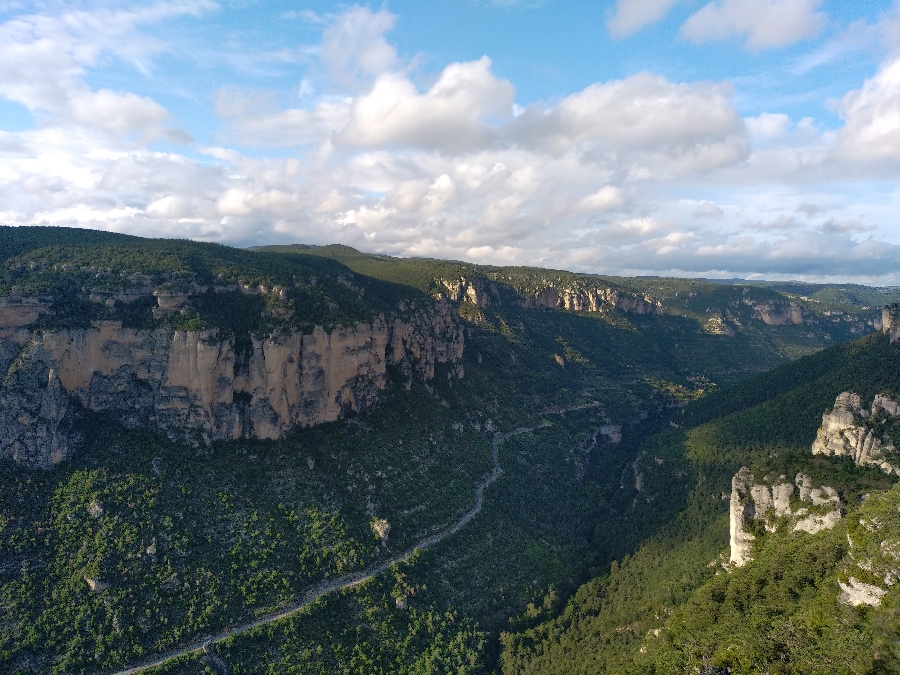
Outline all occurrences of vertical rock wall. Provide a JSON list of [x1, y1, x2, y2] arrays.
[[0, 302, 465, 467]]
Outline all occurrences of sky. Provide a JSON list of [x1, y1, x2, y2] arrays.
[[1, 0, 900, 283]]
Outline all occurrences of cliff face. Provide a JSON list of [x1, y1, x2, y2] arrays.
[[0, 301, 464, 467], [883, 305, 900, 343], [742, 298, 804, 326], [440, 277, 662, 315], [729, 468, 842, 567], [811, 392, 900, 476]]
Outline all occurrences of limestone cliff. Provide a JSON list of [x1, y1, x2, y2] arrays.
[[439, 276, 662, 316], [883, 304, 900, 343], [811, 392, 900, 476], [0, 302, 464, 467], [729, 468, 842, 567], [742, 298, 804, 326]]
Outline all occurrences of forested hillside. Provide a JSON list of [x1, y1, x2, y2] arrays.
[[1, 227, 897, 674], [501, 332, 900, 674]]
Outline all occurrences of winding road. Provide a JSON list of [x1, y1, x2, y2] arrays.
[[109, 423, 546, 675]]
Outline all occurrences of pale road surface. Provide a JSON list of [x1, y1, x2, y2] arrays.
[[108, 423, 547, 675]]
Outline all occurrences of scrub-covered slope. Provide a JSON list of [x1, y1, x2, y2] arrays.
[[501, 331, 900, 675]]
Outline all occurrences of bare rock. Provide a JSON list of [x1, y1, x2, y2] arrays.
[[883, 304, 900, 344], [87, 499, 104, 518], [371, 517, 390, 543], [838, 577, 887, 607], [793, 510, 842, 534], [84, 576, 110, 593], [729, 467, 757, 567], [730, 468, 841, 566], [812, 392, 900, 476], [0, 303, 465, 466]]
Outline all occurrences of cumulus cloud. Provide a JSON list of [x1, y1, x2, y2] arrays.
[[578, 186, 627, 212], [2, 3, 900, 284], [511, 72, 748, 174], [336, 57, 515, 152], [320, 7, 398, 90], [213, 88, 350, 147], [694, 201, 724, 217], [681, 0, 826, 50], [834, 55, 900, 165], [0, 1, 214, 137], [608, 0, 681, 37]]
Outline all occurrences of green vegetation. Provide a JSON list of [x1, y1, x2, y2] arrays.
[[500, 332, 900, 674], [259, 243, 891, 366], [0, 227, 419, 335], [636, 489, 900, 674], [2, 228, 899, 674]]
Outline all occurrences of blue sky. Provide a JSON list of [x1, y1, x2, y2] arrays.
[[1, 0, 900, 282]]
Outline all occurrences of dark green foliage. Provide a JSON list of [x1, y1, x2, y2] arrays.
[[637, 488, 900, 674], [501, 335, 900, 675], [1, 229, 423, 333], [146, 560, 487, 675], [3, 228, 898, 674]]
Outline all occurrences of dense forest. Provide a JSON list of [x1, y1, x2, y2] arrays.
[[1, 227, 898, 674]]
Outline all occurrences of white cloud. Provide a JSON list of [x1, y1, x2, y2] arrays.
[[0, 1, 215, 137], [834, 55, 900, 165], [578, 186, 627, 211], [320, 6, 397, 90], [511, 72, 748, 174], [3, 3, 900, 284], [608, 0, 681, 38], [336, 57, 515, 152], [694, 201, 724, 217], [681, 0, 826, 50]]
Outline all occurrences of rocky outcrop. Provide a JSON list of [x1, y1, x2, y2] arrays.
[[523, 285, 662, 315], [839, 487, 900, 608], [811, 392, 900, 476], [730, 468, 761, 567], [440, 278, 503, 309], [439, 277, 662, 316], [838, 578, 887, 607], [730, 468, 842, 566], [704, 315, 735, 336], [0, 302, 464, 467], [883, 304, 900, 344], [743, 298, 804, 326]]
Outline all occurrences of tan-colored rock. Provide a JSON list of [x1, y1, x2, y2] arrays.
[[0, 296, 50, 336], [812, 392, 900, 475], [883, 305, 900, 343], [744, 299, 804, 326], [84, 576, 110, 593], [0, 302, 465, 466]]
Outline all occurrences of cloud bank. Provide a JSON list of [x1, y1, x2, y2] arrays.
[[1, 3, 899, 284]]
